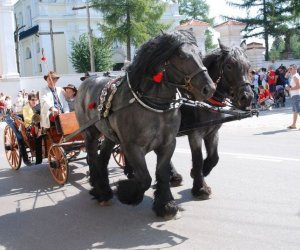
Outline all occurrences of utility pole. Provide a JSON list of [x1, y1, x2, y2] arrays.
[[39, 20, 64, 71], [14, 14, 25, 74], [72, 2, 96, 72]]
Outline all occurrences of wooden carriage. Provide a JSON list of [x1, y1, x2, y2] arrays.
[[3, 112, 124, 185]]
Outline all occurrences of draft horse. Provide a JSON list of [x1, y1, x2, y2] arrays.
[[75, 30, 215, 218], [171, 41, 254, 198]]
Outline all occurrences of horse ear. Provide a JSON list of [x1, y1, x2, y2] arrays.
[[160, 29, 165, 35], [240, 40, 247, 51], [218, 39, 230, 52]]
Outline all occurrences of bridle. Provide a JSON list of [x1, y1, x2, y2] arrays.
[[162, 61, 208, 92], [207, 52, 251, 108]]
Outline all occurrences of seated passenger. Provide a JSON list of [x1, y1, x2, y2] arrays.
[[22, 93, 43, 164], [63, 84, 77, 112], [258, 85, 274, 110], [40, 71, 69, 129]]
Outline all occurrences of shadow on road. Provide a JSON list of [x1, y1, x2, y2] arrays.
[[0, 164, 188, 250]]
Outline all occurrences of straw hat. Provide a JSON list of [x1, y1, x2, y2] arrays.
[[44, 71, 60, 81], [63, 84, 77, 96]]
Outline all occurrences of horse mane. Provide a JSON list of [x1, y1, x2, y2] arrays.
[[128, 29, 197, 90]]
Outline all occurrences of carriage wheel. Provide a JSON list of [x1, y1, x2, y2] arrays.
[[3, 125, 22, 170], [112, 144, 125, 168], [48, 145, 69, 185]]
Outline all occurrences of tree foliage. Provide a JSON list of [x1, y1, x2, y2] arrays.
[[70, 34, 113, 73], [269, 37, 284, 60], [91, 0, 168, 60], [178, 0, 213, 24], [225, 0, 300, 60], [205, 29, 217, 52]]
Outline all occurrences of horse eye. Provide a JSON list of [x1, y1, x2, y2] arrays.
[[226, 64, 232, 70], [177, 51, 188, 59]]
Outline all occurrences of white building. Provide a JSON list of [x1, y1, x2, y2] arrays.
[[13, 0, 182, 77], [176, 19, 210, 56], [214, 20, 246, 48]]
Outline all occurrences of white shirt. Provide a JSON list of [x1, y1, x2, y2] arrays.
[[40, 86, 70, 128], [290, 72, 300, 97]]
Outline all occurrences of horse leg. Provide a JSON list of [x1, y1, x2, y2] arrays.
[[85, 128, 114, 204], [123, 158, 135, 179], [153, 140, 179, 219], [169, 161, 183, 187], [117, 145, 151, 206], [188, 132, 211, 200], [202, 131, 220, 177]]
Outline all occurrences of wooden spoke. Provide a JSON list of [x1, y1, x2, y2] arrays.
[[4, 126, 21, 170], [112, 144, 125, 168], [48, 145, 69, 185]]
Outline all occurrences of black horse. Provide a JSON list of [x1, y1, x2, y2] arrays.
[[170, 41, 254, 199], [75, 30, 215, 218]]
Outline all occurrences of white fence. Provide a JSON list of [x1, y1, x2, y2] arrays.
[[0, 71, 124, 99]]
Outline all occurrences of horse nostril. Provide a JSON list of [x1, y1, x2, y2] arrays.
[[202, 86, 210, 96]]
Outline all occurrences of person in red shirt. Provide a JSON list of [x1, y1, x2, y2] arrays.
[[258, 85, 274, 110], [267, 65, 277, 98]]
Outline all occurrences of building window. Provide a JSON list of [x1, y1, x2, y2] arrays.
[[26, 6, 32, 28], [17, 12, 24, 28], [36, 42, 40, 53], [25, 47, 32, 59], [38, 64, 42, 72]]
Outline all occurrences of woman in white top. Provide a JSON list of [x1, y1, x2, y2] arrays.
[[286, 64, 300, 129]]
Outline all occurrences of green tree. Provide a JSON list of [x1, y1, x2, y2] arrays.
[[225, 0, 299, 61], [290, 34, 300, 59], [178, 0, 213, 24], [70, 34, 113, 73], [205, 29, 217, 52], [269, 37, 284, 60], [91, 0, 168, 61]]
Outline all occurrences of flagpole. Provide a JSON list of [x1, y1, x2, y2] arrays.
[[41, 48, 61, 114]]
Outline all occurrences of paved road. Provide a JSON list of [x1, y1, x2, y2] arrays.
[[0, 105, 299, 250]]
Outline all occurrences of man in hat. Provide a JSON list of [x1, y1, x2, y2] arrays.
[[40, 71, 70, 128], [63, 84, 77, 112]]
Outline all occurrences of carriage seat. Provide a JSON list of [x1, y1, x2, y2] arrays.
[[58, 112, 83, 141]]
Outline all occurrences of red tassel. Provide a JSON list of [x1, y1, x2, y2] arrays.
[[153, 71, 163, 83], [50, 114, 55, 122], [41, 55, 46, 61], [88, 102, 96, 109], [30, 127, 36, 137]]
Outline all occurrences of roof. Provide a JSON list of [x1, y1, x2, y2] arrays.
[[247, 42, 265, 49], [214, 20, 246, 29], [177, 19, 210, 28]]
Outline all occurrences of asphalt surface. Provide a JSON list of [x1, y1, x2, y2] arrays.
[[0, 103, 300, 250]]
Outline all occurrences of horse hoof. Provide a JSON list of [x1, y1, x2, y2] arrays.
[[153, 200, 179, 219], [190, 169, 195, 179], [89, 187, 113, 202], [117, 179, 144, 205], [99, 200, 112, 206], [192, 187, 211, 200], [170, 173, 183, 187]]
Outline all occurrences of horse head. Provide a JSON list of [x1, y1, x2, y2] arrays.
[[128, 29, 215, 102], [204, 40, 254, 110]]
